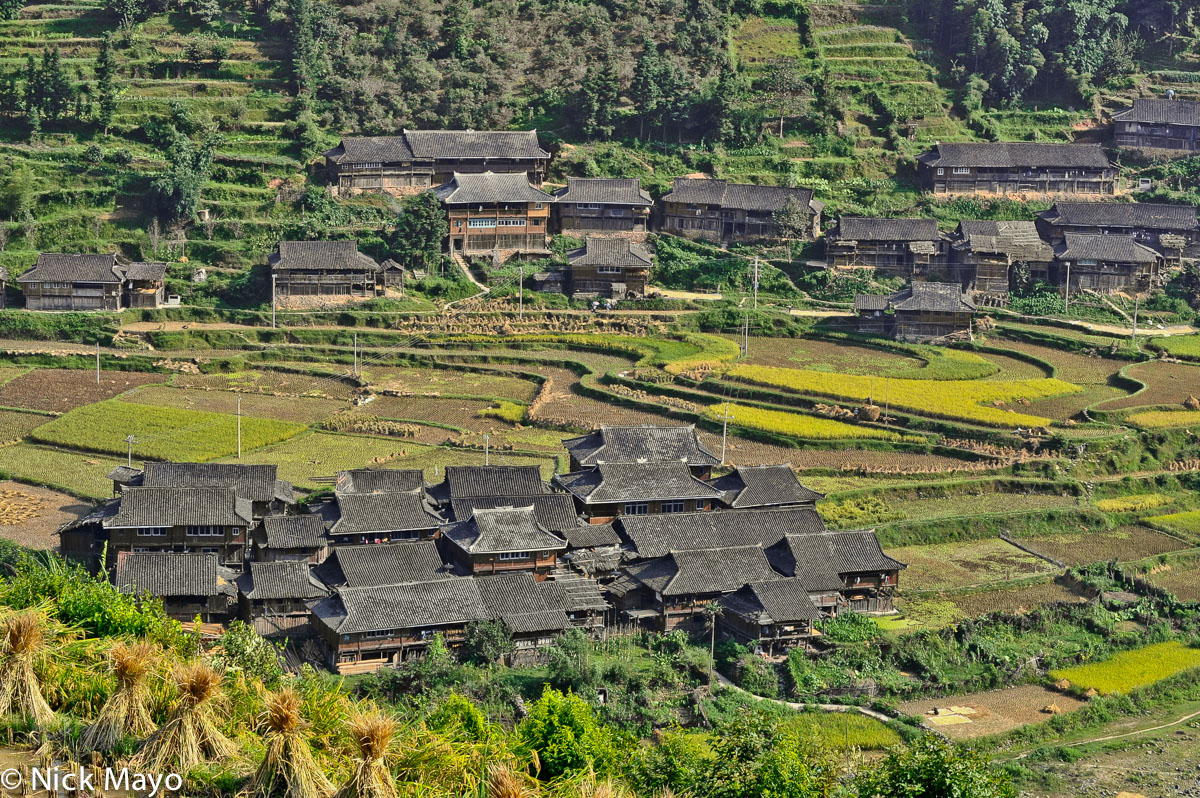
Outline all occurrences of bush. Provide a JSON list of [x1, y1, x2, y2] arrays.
[[822, 611, 882, 643], [516, 687, 622, 780], [734, 653, 780, 698], [547, 629, 601, 693]]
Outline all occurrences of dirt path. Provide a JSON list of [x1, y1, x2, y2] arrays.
[[1009, 707, 1200, 761], [714, 673, 894, 723]]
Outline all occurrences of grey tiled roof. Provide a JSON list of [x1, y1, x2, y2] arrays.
[[403, 129, 549, 160], [836, 217, 939, 242], [328, 492, 443, 535], [919, 142, 1113, 168], [477, 572, 571, 634], [563, 425, 720, 467], [312, 578, 489, 634], [115, 552, 236, 598], [104, 486, 253, 528], [554, 462, 724, 504], [956, 220, 1054, 261], [259, 515, 328, 550], [567, 238, 653, 268], [443, 506, 567, 554], [663, 178, 820, 214], [766, 530, 905, 591], [106, 466, 143, 484], [237, 561, 327, 601], [853, 294, 890, 312], [313, 541, 452, 588], [553, 178, 651, 206], [442, 465, 547, 498], [616, 507, 826, 558], [561, 523, 621, 549], [625, 545, 779, 596], [720, 579, 822, 623], [450, 494, 580, 532], [708, 465, 824, 509], [19, 253, 124, 284], [1039, 202, 1198, 231], [1057, 233, 1160, 263], [540, 574, 609, 612], [890, 282, 976, 312], [269, 240, 382, 273], [335, 468, 425, 494], [1112, 98, 1200, 126], [325, 136, 415, 164], [141, 463, 289, 504], [124, 262, 168, 281], [434, 172, 553, 204]]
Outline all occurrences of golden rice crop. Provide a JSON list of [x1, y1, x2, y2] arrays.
[[1126, 410, 1200, 429], [702, 404, 925, 442], [1095, 493, 1174, 513], [1146, 510, 1200, 537], [1049, 641, 1200, 694], [724, 364, 1080, 427]]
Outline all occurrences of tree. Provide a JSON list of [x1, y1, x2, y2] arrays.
[[388, 190, 448, 269], [0, 0, 22, 22], [441, 0, 473, 59], [629, 43, 662, 141], [0, 167, 34, 219], [515, 687, 620, 780], [190, 0, 221, 25], [150, 127, 217, 222], [710, 61, 746, 146], [577, 48, 619, 139], [546, 628, 600, 694], [773, 196, 812, 261], [95, 36, 118, 135], [460, 620, 514, 665], [764, 57, 809, 137], [853, 736, 1017, 798]]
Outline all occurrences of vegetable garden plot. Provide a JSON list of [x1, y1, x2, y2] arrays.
[[0, 368, 166, 412], [122, 385, 347, 424], [889, 538, 1057, 592], [29, 400, 306, 462], [1017, 526, 1189, 566], [897, 685, 1086, 740], [1049, 641, 1200, 694]]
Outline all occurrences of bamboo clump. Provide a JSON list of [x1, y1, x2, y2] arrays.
[[335, 710, 396, 798], [133, 661, 236, 773], [0, 610, 55, 726], [244, 687, 332, 798], [82, 641, 158, 752]]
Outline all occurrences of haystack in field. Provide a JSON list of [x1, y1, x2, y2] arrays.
[[244, 687, 332, 798], [335, 711, 396, 798], [82, 641, 159, 752], [486, 764, 533, 798], [133, 661, 236, 773], [0, 609, 56, 725]]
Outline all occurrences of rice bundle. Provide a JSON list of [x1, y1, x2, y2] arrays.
[[0, 610, 55, 725], [244, 687, 332, 798], [133, 661, 236, 773], [485, 764, 532, 798], [82, 641, 158, 752], [335, 711, 396, 798]]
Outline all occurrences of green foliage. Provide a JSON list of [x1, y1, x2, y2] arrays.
[[461, 620, 515, 665], [0, 167, 35, 220], [1009, 281, 1066, 317], [210, 621, 285, 686], [150, 125, 218, 223], [853, 736, 1016, 798], [547, 629, 601, 694], [734, 653, 780, 698], [654, 236, 799, 296], [388, 191, 448, 271], [516, 687, 621, 780], [821, 611, 882, 643], [426, 693, 490, 741]]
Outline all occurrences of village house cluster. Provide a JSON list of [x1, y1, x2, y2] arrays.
[[7, 99, 1198, 325], [59, 425, 905, 673]]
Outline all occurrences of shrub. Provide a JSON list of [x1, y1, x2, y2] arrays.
[[734, 653, 780, 698], [822, 611, 882, 643], [516, 687, 621, 779]]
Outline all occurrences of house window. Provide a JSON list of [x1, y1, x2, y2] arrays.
[[137, 527, 167, 537], [468, 218, 496, 228], [624, 502, 649, 516], [498, 218, 525, 226], [597, 265, 623, 274], [498, 551, 529, 561], [363, 629, 394, 639], [186, 525, 223, 537], [356, 162, 382, 169], [952, 167, 970, 175], [581, 203, 601, 210], [534, 203, 545, 210], [936, 168, 944, 175], [660, 501, 685, 514]]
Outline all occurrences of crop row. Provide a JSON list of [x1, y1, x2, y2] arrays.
[[1126, 409, 1200, 429], [701, 403, 925, 443], [1049, 641, 1200, 694]]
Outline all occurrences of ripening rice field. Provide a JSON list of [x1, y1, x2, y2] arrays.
[[723, 364, 1081, 427], [1150, 334, 1200, 361], [1017, 526, 1189, 566], [1146, 510, 1200, 539], [28, 400, 307, 462], [1049, 641, 1200, 694], [1094, 494, 1175, 514], [0, 443, 124, 499], [122, 385, 347, 424], [702, 403, 925, 442], [1125, 409, 1200, 429]]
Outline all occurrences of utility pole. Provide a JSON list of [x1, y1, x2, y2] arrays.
[[739, 311, 750, 357], [1132, 294, 1139, 339], [271, 274, 277, 328], [484, 433, 490, 466], [124, 434, 136, 467], [718, 403, 733, 465], [752, 256, 759, 310], [236, 396, 242, 459], [95, 342, 100, 385], [353, 332, 359, 377], [884, 377, 890, 427], [1064, 262, 1071, 314], [518, 264, 524, 321]]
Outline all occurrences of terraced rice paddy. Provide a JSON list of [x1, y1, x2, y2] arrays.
[[898, 685, 1086, 739], [1049, 641, 1200, 694], [362, 366, 538, 402], [991, 338, 1128, 385], [122, 385, 347, 424], [890, 538, 1056, 592], [1149, 561, 1200, 601], [1099, 361, 1200, 411], [728, 336, 921, 374], [0, 368, 167, 412], [171, 369, 358, 399], [362, 395, 516, 431], [0, 410, 50, 444], [1125, 409, 1200, 429], [1017, 526, 1189, 566], [0, 443, 124, 499]]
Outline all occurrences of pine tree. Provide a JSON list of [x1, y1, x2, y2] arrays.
[[577, 48, 619, 139], [40, 48, 74, 121], [442, 0, 473, 59], [710, 61, 741, 145], [629, 43, 661, 142], [95, 35, 117, 134]]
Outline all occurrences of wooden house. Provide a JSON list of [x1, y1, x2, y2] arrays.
[[826, 217, 943, 276], [562, 424, 721, 478], [251, 515, 330, 564], [114, 552, 237, 622], [313, 541, 453, 589], [1112, 99, 1200, 153], [335, 468, 426, 495], [766, 530, 906, 613], [852, 293, 892, 336], [917, 142, 1116, 195], [430, 464, 551, 507], [889, 282, 977, 342], [318, 491, 444, 546], [440, 505, 567, 580], [236, 560, 328, 637], [1036, 201, 1200, 260], [718, 579, 822, 655], [323, 130, 550, 195], [614, 506, 827, 560], [553, 462, 724, 523], [553, 178, 652, 233], [948, 220, 1054, 299], [102, 486, 254, 571], [269, 240, 383, 300], [435, 172, 553, 256], [659, 178, 823, 243], [140, 462, 294, 520], [449, 493, 581, 535], [18, 253, 167, 311], [564, 237, 653, 298], [1055, 233, 1160, 294], [707, 465, 824, 510]]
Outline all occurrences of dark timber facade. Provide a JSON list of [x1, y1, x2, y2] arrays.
[[659, 179, 823, 243], [917, 143, 1117, 195], [827, 217, 943, 276], [553, 178, 652, 233], [269, 240, 383, 300], [19, 254, 167, 311], [1112, 99, 1200, 153], [565, 237, 653, 299]]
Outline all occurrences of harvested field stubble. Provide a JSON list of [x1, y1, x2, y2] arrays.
[[1100, 361, 1200, 410], [0, 410, 48, 444], [123, 385, 347, 424], [0, 369, 166, 412], [1017, 526, 1188, 565], [897, 685, 1086, 739], [0, 481, 92, 549], [890, 538, 1056, 591]]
